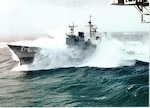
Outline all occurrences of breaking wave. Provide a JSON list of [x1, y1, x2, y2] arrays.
[[10, 32, 149, 71]]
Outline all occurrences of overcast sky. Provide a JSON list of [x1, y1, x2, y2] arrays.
[[0, 0, 149, 35]]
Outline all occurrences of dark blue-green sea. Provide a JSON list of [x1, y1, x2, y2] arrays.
[[0, 32, 149, 107]]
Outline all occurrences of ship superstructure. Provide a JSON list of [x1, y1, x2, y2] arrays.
[[66, 16, 100, 49]]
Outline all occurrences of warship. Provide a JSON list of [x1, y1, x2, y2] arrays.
[[8, 16, 100, 65]]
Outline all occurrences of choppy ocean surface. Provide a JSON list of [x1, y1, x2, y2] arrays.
[[0, 32, 149, 107]]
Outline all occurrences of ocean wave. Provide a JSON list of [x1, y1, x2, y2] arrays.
[[8, 32, 149, 71], [16, 59, 148, 107]]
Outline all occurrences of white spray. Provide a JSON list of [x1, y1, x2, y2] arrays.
[[11, 32, 149, 71]]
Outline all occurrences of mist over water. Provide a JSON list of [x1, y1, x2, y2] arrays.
[[77, 33, 149, 68], [10, 32, 149, 71]]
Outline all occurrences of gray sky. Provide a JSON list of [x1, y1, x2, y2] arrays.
[[0, 0, 149, 35]]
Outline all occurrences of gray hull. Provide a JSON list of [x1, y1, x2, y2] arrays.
[[8, 44, 39, 65]]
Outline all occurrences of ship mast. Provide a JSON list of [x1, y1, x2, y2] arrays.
[[69, 22, 77, 35], [88, 15, 92, 37], [87, 15, 97, 37]]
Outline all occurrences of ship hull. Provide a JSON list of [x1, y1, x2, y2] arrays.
[[8, 44, 39, 65]]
